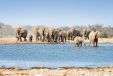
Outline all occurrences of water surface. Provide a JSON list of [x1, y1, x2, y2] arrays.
[[0, 44, 113, 68]]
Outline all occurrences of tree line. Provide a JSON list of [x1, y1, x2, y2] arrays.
[[0, 22, 113, 38]]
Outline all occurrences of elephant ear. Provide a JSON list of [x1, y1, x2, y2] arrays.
[[16, 27, 21, 38], [16, 27, 21, 32], [20, 29, 24, 33]]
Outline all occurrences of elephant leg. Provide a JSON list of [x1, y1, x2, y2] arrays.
[[55, 36, 58, 43], [41, 36, 43, 42], [20, 38, 22, 42], [70, 36, 72, 40], [42, 36, 45, 42], [67, 35, 69, 40], [42, 36, 44, 42], [51, 36, 54, 42], [17, 37, 19, 41], [58, 36, 60, 42], [61, 36, 63, 42], [80, 42, 82, 47], [96, 41, 98, 47], [77, 43, 79, 47], [95, 39, 98, 47], [48, 37, 51, 42], [68, 35, 70, 40], [45, 36, 48, 42], [62, 37, 64, 42], [36, 36, 38, 41], [47, 35, 50, 42], [51, 34, 54, 41], [24, 38, 27, 41], [64, 37, 66, 43], [54, 35, 57, 43], [59, 35, 62, 42]]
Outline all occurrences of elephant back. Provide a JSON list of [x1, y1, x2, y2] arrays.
[[67, 29, 73, 34], [53, 28, 60, 35], [35, 27, 44, 36], [74, 36, 83, 43], [20, 29, 27, 34]]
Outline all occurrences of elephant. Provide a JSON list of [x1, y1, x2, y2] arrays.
[[73, 29, 82, 38], [34, 27, 55, 42], [52, 28, 61, 43], [34, 27, 44, 41], [67, 28, 82, 40], [74, 36, 84, 47], [16, 27, 28, 42], [29, 35, 33, 42], [83, 29, 91, 39], [46, 29, 54, 42], [67, 28, 73, 40], [58, 30, 67, 43], [89, 30, 98, 47], [43, 28, 64, 43], [42, 28, 54, 42]]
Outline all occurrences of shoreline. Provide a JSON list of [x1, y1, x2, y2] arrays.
[[0, 66, 113, 76], [0, 38, 113, 44]]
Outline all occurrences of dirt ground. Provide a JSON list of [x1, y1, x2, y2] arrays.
[[0, 37, 113, 44]]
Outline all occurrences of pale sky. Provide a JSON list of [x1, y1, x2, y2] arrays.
[[0, 0, 113, 27]]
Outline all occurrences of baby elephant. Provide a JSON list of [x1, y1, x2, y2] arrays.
[[74, 36, 84, 47], [29, 35, 33, 42]]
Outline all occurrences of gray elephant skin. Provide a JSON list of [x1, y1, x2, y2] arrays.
[[16, 28, 28, 42]]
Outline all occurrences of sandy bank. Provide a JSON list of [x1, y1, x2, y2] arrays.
[[0, 38, 113, 44], [0, 67, 113, 76]]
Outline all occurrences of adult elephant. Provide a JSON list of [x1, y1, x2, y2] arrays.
[[34, 27, 44, 41], [16, 27, 28, 42], [73, 29, 82, 39], [74, 36, 85, 47], [83, 29, 91, 39], [58, 30, 67, 43], [89, 30, 98, 47], [67, 28, 73, 40], [67, 28, 82, 40], [42, 28, 54, 42], [52, 28, 61, 43]]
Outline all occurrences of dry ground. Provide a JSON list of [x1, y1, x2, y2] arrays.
[[0, 37, 113, 44], [0, 67, 113, 76]]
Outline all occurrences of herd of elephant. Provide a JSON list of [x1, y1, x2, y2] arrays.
[[16, 27, 99, 47]]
